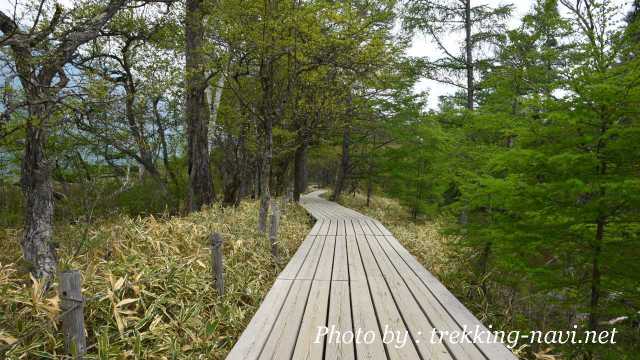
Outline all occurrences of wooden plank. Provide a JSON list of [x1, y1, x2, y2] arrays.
[[382, 234, 517, 360], [370, 219, 393, 236], [279, 234, 318, 280], [357, 219, 374, 235], [346, 234, 366, 282], [363, 234, 454, 360], [314, 235, 336, 281], [353, 219, 365, 235], [354, 232, 421, 360], [328, 220, 338, 236], [373, 234, 487, 360], [291, 280, 331, 360], [298, 235, 327, 280], [259, 279, 314, 359], [309, 219, 325, 235], [319, 220, 331, 236], [363, 219, 384, 236], [325, 281, 355, 360], [226, 279, 293, 360], [345, 219, 355, 236], [349, 280, 386, 360], [345, 225, 386, 359], [337, 219, 347, 236], [332, 235, 349, 281]]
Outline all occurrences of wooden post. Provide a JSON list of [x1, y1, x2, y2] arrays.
[[59, 270, 86, 359], [210, 233, 224, 296], [269, 202, 280, 259], [283, 188, 293, 204]]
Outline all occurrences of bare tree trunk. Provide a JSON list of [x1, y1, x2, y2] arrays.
[[255, 157, 261, 199], [208, 72, 225, 149], [366, 135, 375, 207], [258, 121, 272, 234], [21, 103, 57, 284], [331, 123, 350, 202], [237, 124, 250, 202], [125, 83, 162, 182], [153, 97, 178, 188], [293, 140, 307, 202], [185, 0, 214, 211], [589, 217, 605, 331], [464, 0, 474, 110], [220, 128, 245, 207], [366, 176, 373, 207]]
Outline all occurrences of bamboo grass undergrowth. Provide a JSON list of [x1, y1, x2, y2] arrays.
[[0, 199, 311, 359]]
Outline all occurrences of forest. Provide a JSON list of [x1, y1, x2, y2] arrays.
[[0, 0, 639, 359]]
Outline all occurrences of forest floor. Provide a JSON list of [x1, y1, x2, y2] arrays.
[[0, 200, 312, 359]]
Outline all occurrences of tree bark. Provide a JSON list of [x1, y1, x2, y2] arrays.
[[153, 97, 178, 188], [366, 135, 375, 207], [332, 123, 350, 202], [208, 72, 225, 149], [589, 217, 605, 331], [185, 0, 214, 211], [258, 120, 272, 234], [464, 0, 474, 110], [293, 139, 308, 202], [124, 81, 160, 181], [21, 102, 57, 283], [220, 126, 246, 207]]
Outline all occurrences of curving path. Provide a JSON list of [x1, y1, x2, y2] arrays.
[[226, 190, 516, 360]]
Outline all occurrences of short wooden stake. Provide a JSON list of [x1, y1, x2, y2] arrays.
[[210, 233, 224, 296], [269, 202, 280, 259], [60, 270, 86, 359], [283, 188, 293, 204]]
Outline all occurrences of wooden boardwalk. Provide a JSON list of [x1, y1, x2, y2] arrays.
[[226, 191, 516, 360]]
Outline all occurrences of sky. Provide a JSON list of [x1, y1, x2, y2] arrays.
[[407, 0, 633, 109]]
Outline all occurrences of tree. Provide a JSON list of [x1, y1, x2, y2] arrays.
[[185, 0, 215, 211], [444, 1, 639, 357], [403, 0, 513, 109], [76, 10, 176, 189], [0, 0, 129, 284]]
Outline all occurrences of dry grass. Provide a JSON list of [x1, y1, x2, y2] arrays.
[[0, 199, 311, 359]]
